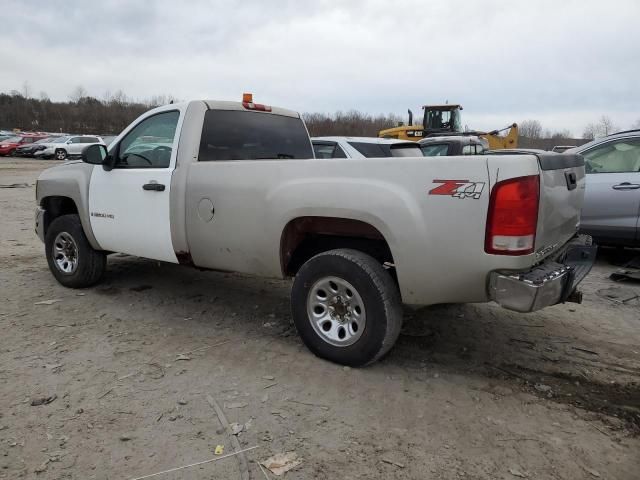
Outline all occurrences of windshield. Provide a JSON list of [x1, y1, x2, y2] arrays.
[[1, 136, 22, 143], [52, 136, 70, 143], [35, 137, 53, 144], [424, 109, 462, 132]]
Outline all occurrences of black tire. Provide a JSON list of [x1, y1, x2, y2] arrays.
[[55, 149, 67, 160], [291, 249, 403, 367], [45, 214, 106, 288]]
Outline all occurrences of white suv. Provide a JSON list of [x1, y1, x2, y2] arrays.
[[35, 135, 104, 160]]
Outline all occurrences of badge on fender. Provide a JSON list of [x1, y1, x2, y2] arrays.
[[429, 180, 485, 199]]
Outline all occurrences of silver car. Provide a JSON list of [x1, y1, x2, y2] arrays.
[[34, 135, 104, 160], [569, 130, 640, 246]]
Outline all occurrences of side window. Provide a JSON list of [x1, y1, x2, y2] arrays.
[[420, 144, 449, 156], [70, 137, 82, 144], [462, 144, 484, 155], [313, 142, 336, 159], [312, 143, 348, 159], [115, 110, 180, 168], [83, 137, 99, 143], [22, 137, 34, 144], [583, 139, 640, 174]]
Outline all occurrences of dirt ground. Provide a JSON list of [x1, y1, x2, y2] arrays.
[[1, 159, 639, 480]]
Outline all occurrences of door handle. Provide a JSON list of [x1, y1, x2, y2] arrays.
[[612, 182, 640, 190], [142, 182, 165, 191]]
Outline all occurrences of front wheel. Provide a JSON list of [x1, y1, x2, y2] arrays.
[[45, 214, 106, 288], [55, 149, 67, 160], [291, 249, 403, 367]]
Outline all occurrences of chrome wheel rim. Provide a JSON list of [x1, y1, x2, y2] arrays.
[[53, 232, 78, 274], [306, 276, 366, 347], [56, 150, 65, 160]]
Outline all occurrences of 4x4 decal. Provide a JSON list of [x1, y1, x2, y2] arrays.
[[429, 179, 485, 200]]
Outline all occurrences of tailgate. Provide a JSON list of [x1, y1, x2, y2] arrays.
[[535, 153, 585, 259]]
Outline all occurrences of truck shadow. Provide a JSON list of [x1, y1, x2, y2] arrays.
[[99, 254, 640, 431], [392, 302, 640, 432]]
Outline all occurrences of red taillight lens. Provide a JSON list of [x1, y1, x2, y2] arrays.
[[485, 175, 539, 255]]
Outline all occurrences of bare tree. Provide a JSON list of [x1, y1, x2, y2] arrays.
[[583, 123, 597, 140], [583, 115, 619, 139], [519, 119, 543, 139], [39, 91, 50, 101], [69, 85, 88, 103], [549, 129, 572, 139], [598, 115, 617, 136], [22, 81, 32, 99], [303, 110, 403, 137]]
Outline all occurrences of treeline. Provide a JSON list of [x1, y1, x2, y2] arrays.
[[0, 92, 167, 135], [0, 89, 404, 137], [303, 111, 403, 137], [3, 88, 637, 141]]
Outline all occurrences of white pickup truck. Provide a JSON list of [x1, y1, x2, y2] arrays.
[[35, 96, 596, 366]]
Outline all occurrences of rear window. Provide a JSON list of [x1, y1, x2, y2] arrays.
[[420, 143, 450, 156], [198, 110, 313, 161], [348, 142, 388, 158], [390, 143, 423, 157]]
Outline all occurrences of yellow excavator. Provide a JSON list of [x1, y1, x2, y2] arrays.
[[379, 104, 518, 150]]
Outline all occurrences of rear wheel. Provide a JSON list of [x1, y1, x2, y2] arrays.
[[55, 149, 67, 160], [291, 249, 402, 366], [45, 214, 106, 288]]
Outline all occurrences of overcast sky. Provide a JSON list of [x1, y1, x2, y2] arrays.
[[1, 0, 638, 135]]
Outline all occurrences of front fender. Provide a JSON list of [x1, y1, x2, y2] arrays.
[[36, 161, 101, 250]]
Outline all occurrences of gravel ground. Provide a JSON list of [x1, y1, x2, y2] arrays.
[[1, 159, 639, 480]]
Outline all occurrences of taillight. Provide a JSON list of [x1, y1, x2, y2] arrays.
[[485, 175, 539, 255]]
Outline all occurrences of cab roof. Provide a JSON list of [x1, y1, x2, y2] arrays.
[[422, 104, 462, 110], [202, 100, 300, 118]]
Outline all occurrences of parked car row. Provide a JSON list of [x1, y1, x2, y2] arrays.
[[0, 134, 106, 159], [311, 135, 488, 159], [0, 133, 50, 156]]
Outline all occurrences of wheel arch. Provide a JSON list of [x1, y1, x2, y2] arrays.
[[36, 162, 101, 250], [40, 196, 79, 235], [280, 216, 397, 283]]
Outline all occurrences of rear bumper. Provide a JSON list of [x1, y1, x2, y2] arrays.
[[488, 235, 596, 313]]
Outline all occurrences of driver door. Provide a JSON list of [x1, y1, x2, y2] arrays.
[[88, 108, 183, 262]]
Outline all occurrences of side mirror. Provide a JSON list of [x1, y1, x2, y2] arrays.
[[82, 144, 108, 165]]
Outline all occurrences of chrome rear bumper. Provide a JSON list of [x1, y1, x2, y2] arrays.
[[488, 235, 596, 313]]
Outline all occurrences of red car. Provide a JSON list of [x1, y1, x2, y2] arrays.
[[0, 134, 49, 156]]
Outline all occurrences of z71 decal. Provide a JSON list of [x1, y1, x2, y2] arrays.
[[429, 179, 485, 200]]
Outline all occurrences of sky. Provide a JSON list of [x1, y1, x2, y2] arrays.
[[1, 0, 639, 136]]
